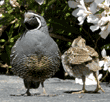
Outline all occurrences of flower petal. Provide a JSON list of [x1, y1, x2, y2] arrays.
[[89, 2, 97, 14], [72, 8, 80, 17], [90, 25, 100, 32], [101, 48, 107, 58], [78, 15, 86, 25], [108, 68, 110, 72], [0, 0, 4, 5], [99, 61, 104, 67], [99, 28, 109, 39], [103, 63, 108, 70], [75, 78, 83, 85], [87, 14, 99, 23], [77, 9, 85, 16], [104, 0, 110, 7], [100, 26, 107, 31], [107, 23, 110, 33], [98, 74, 102, 80], [98, 17, 109, 26], [79, 0, 86, 9], [94, 0, 104, 5], [68, 1, 79, 8], [85, 0, 94, 2]]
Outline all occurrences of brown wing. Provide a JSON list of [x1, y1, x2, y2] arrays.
[[65, 47, 92, 64], [85, 59, 101, 71], [86, 46, 99, 57]]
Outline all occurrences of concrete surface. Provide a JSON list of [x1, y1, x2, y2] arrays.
[[0, 75, 110, 102]]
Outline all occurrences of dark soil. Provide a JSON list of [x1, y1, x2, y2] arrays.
[[0, 75, 110, 102]]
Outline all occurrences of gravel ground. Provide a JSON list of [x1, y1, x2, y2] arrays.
[[0, 75, 110, 102]]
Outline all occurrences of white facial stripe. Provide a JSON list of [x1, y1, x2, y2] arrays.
[[24, 12, 42, 29], [25, 12, 41, 17], [35, 17, 41, 30]]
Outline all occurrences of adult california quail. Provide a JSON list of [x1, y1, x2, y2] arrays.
[[61, 36, 105, 93], [10, 11, 61, 96]]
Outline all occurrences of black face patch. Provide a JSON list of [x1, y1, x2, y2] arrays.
[[24, 17, 39, 30]]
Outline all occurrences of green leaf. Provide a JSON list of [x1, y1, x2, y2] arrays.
[[65, 13, 70, 17], [80, 26, 82, 32], [68, 42, 71, 46], [9, 38, 14, 43], [68, 33, 71, 36], [8, 66, 12, 68], [14, 23, 20, 28], [0, 39, 5, 42], [8, 9, 13, 14]]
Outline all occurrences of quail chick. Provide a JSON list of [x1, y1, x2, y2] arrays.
[[10, 11, 61, 96], [61, 36, 105, 93]]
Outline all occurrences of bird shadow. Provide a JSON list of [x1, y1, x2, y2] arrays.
[[10, 93, 40, 97], [64, 90, 100, 94], [10, 93, 58, 97]]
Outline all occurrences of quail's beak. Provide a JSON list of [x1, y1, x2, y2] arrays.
[[24, 18, 28, 24]]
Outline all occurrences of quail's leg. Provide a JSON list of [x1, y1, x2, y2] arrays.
[[41, 81, 47, 95], [26, 88, 31, 96], [38, 81, 57, 97], [93, 72, 105, 93], [72, 76, 87, 94], [25, 82, 31, 96]]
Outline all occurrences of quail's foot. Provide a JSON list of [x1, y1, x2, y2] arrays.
[[20, 91, 31, 96], [93, 86, 105, 93], [26, 91, 31, 96], [72, 89, 88, 94]]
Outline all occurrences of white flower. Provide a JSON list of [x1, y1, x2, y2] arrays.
[[99, 56, 110, 72], [99, 23, 110, 39], [90, 0, 110, 39], [94, 0, 104, 5], [90, 16, 110, 39], [99, 49, 110, 72], [68, 0, 110, 39], [0, 0, 4, 5], [99, 60, 104, 67], [0, 14, 2, 18], [101, 48, 107, 57], [68, 1, 79, 8], [68, 0, 100, 25], [84, 0, 94, 3], [35, 0, 45, 5], [87, 14, 99, 23], [98, 0, 110, 9], [68, 0, 92, 25], [75, 72, 102, 85]]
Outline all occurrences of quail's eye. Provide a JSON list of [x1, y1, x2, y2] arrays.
[[32, 15, 35, 18]]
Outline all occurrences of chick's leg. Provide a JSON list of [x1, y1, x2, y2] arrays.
[[93, 72, 105, 93], [72, 76, 87, 94]]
